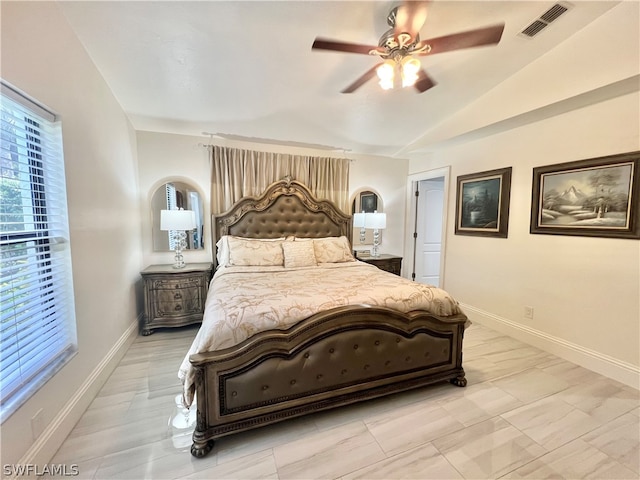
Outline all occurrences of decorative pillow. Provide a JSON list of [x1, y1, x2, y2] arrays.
[[282, 241, 317, 268], [227, 237, 285, 266], [313, 236, 355, 263]]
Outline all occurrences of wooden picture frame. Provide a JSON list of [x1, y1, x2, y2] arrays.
[[530, 151, 639, 239], [455, 167, 512, 238]]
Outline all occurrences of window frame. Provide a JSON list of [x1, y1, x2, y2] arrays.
[[1, 80, 77, 422]]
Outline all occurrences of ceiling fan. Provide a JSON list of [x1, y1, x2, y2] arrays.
[[312, 1, 505, 93]]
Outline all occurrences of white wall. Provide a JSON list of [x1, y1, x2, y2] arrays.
[[137, 131, 212, 267], [1, 2, 143, 466], [136, 132, 409, 265], [406, 2, 639, 387], [413, 92, 639, 365], [348, 154, 409, 257]]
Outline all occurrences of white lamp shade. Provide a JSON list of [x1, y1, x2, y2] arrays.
[[365, 212, 386, 229], [353, 212, 366, 228], [161, 209, 196, 231]]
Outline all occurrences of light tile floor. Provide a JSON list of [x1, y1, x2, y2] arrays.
[[49, 323, 639, 479]]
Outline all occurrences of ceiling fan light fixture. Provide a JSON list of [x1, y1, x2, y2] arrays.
[[401, 56, 420, 88], [376, 60, 395, 90], [312, 2, 504, 94]]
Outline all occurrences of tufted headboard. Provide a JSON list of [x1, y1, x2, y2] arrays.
[[213, 178, 352, 267]]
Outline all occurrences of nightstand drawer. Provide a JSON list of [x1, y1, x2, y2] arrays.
[[151, 276, 204, 291], [154, 288, 203, 317]]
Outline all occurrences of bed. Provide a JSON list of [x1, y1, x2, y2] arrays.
[[179, 177, 468, 458]]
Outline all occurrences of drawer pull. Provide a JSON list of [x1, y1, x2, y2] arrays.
[[174, 305, 182, 311], [174, 293, 182, 300]]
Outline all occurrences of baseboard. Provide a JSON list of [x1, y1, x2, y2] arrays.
[[16, 317, 140, 471], [461, 303, 639, 390]]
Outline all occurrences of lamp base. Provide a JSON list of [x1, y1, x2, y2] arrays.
[[372, 228, 381, 257], [173, 248, 185, 268], [172, 231, 186, 268]]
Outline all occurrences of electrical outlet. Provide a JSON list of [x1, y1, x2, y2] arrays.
[[31, 408, 45, 440], [524, 306, 534, 319]]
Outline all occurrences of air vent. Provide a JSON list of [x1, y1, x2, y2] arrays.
[[540, 3, 568, 23], [521, 20, 548, 37], [519, 3, 571, 38]]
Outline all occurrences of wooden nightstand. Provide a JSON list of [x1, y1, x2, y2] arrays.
[[358, 254, 402, 276], [140, 263, 212, 335]]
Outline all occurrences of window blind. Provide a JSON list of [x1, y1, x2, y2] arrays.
[[165, 182, 177, 250], [0, 82, 77, 421]]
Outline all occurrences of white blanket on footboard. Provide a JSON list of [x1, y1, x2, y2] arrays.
[[178, 261, 462, 406]]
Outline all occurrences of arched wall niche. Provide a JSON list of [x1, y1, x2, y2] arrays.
[[350, 187, 384, 251], [149, 178, 205, 251]]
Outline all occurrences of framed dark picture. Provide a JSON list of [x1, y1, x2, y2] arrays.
[[530, 151, 639, 239], [360, 191, 377, 213], [455, 167, 512, 238]]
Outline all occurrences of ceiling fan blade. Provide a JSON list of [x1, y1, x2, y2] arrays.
[[414, 69, 436, 93], [312, 38, 383, 56], [414, 23, 505, 56], [341, 64, 381, 93], [394, 1, 429, 41]]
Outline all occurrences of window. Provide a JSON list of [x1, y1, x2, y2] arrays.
[[165, 182, 178, 250], [1, 81, 77, 422]]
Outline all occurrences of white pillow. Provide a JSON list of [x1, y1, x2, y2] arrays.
[[282, 241, 317, 268], [313, 236, 355, 263], [226, 236, 285, 266], [216, 236, 231, 266], [217, 236, 288, 267]]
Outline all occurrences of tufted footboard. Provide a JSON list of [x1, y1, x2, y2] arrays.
[[188, 304, 467, 457]]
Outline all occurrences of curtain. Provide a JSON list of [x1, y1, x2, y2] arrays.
[[211, 146, 350, 214]]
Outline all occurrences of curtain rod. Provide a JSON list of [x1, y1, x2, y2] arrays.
[[198, 132, 351, 153]]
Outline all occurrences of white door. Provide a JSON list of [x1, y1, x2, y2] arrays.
[[414, 178, 444, 287]]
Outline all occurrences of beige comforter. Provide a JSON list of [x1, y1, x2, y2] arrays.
[[179, 261, 462, 406]]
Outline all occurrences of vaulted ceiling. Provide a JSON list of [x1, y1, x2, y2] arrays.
[[59, 1, 627, 157]]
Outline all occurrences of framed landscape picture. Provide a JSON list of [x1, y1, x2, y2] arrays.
[[530, 151, 639, 239], [455, 167, 512, 238]]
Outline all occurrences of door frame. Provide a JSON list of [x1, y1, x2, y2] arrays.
[[404, 166, 451, 287]]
